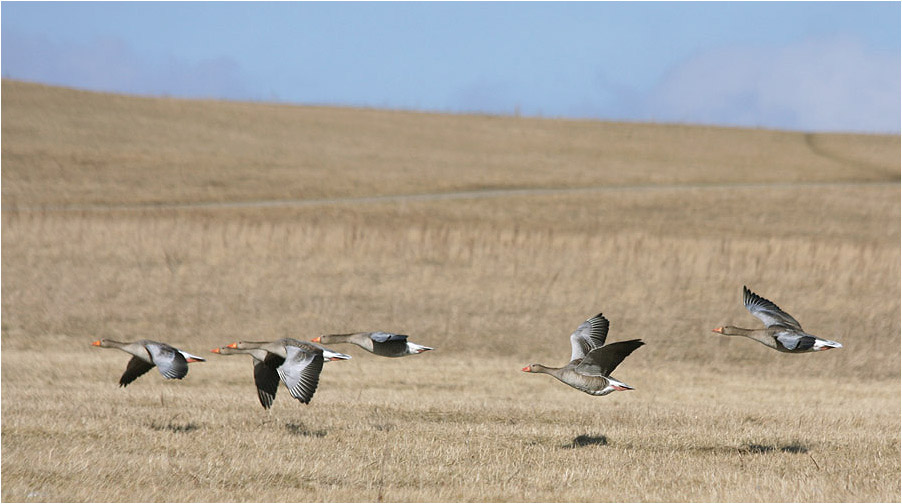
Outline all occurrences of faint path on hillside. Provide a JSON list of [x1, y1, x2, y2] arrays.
[[3, 179, 897, 213], [804, 133, 898, 180]]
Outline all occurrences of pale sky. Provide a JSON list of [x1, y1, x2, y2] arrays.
[[2, 1, 899, 133]]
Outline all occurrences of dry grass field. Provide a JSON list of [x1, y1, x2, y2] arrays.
[[2, 79, 899, 502]]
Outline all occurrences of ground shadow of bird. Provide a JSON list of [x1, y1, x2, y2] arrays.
[[285, 422, 327, 438], [744, 442, 808, 454], [563, 434, 608, 449], [149, 420, 200, 433]]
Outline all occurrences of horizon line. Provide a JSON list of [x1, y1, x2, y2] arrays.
[[4, 77, 898, 137]]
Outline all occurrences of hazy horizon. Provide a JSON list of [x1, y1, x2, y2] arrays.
[[2, 2, 900, 134]]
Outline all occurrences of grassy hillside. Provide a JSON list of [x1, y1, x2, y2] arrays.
[[2, 80, 899, 502], [2, 79, 898, 208]]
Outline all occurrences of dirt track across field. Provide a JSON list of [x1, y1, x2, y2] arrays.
[[4, 179, 894, 213]]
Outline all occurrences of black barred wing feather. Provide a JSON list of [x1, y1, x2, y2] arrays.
[[743, 286, 803, 330], [146, 343, 189, 380], [569, 313, 610, 362], [277, 346, 324, 404]]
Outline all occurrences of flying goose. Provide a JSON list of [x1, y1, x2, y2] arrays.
[[225, 339, 350, 404], [91, 339, 205, 387], [521, 313, 644, 396], [211, 346, 284, 409], [712, 286, 843, 352], [312, 332, 432, 357]]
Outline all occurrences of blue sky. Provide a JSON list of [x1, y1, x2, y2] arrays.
[[2, 2, 900, 133]]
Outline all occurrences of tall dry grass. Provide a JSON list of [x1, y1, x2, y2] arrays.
[[1, 81, 899, 502]]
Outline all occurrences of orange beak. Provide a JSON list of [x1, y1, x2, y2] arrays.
[[226, 342, 238, 349], [311, 336, 321, 343], [521, 366, 530, 372], [91, 340, 101, 346], [712, 328, 724, 334], [211, 348, 221, 353]]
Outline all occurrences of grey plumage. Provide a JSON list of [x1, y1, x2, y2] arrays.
[[92, 339, 205, 387], [568, 313, 610, 361], [315, 332, 433, 358], [278, 346, 325, 404], [743, 286, 803, 331], [575, 339, 645, 377], [212, 346, 284, 409], [713, 286, 843, 353], [523, 312, 643, 396], [227, 338, 349, 406]]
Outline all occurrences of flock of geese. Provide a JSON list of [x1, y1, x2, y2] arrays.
[[92, 286, 843, 408]]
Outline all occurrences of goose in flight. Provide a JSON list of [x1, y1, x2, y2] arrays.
[[225, 339, 350, 404], [712, 286, 843, 352], [211, 345, 284, 410], [312, 332, 432, 357], [521, 313, 644, 396], [92, 339, 205, 387]]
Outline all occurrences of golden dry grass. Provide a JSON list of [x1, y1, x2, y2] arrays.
[[1, 80, 900, 502]]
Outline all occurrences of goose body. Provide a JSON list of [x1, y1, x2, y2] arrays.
[[91, 339, 205, 387], [211, 346, 284, 409], [226, 339, 350, 405], [521, 313, 644, 396], [313, 332, 433, 358], [713, 286, 843, 353]]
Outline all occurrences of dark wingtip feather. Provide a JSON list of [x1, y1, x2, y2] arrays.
[[744, 286, 764, 307], [614, 338, 644, 344], [620, 339, 645, 350], [744, 286, 784, 312], [588, 312, 608, 321]]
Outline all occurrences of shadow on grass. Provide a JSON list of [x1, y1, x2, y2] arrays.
[[285, 422, 327, 438], [562, 434, 608, 449], [744, 442, 808, 454], [150, 421, 200, 433]]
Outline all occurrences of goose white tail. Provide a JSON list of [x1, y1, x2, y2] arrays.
[[322, 349, 352, 361], [179, 351, 206, 363], [407, 343, 433, 354], [608, 378, 634, 391], [813, 339, 843, 351]]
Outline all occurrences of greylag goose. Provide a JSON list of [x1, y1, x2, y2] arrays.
[[211, 346, 284, 409], [225, 339, 350, 404], [712, 286, 843, 352], [312, 332, 433, 357], [521, 313, 644, 396], [91, 339, 205, 387]]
